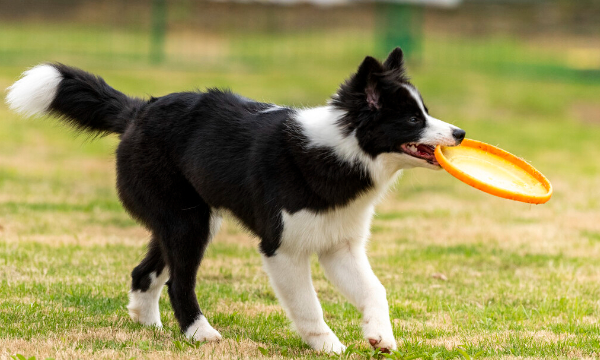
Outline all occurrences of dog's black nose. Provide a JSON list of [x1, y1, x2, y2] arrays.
[[452, 128, 466, 144]]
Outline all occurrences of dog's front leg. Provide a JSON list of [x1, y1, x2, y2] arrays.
[[318, 241, 397, 352], [262, 251, 346, 354]]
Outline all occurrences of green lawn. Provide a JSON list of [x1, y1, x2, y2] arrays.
[[1, 28, 600, 360]]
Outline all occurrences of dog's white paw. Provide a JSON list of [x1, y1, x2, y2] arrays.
[[367, 336, 397, 353], [127, 290, 162, 328], [305, 332, 346, 354], [184, 315, 222, 342], [363, 320, 397, 352]]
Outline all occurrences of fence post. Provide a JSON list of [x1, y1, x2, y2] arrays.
[[375, 2, 423, 63], [150, 0, 167, 64]]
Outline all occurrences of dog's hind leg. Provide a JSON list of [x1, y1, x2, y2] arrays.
[[117, 143, 222, 341], [262, 251, 346, 354], [318, 240, 397, 352], [161, 208, 223, 342], [128, 238, 169, 327]]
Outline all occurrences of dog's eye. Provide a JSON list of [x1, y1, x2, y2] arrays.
[[409, 117, 421, 124]]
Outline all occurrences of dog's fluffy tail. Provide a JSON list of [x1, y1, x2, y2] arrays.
[[6, 63, 145, 135]]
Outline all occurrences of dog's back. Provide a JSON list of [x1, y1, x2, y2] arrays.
[[117, 88, 301, 247]]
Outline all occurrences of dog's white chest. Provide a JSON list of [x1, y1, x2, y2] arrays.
[[279, 195, 377, 255]]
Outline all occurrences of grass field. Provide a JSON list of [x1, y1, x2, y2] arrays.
[[1, 27, 600, 360]]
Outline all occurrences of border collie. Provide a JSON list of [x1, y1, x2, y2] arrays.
[[6, 48, 464, 353]]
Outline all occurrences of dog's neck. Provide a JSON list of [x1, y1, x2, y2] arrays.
[[294, 105, 405, 189]]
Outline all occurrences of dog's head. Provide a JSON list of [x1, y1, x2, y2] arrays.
[[332, 47, 465, 169]]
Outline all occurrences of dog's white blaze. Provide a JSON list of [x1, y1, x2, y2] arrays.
[[184, 315, 222, 342], [6, 64, 62, 117], [402, 84, 459, 146], [403, 84, 427, 115], [421, 115, 460, 146], [127, 268, 170, 327]]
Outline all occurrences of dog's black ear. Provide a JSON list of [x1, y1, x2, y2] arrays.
[[355, 56, 384, 110], [383, 47, 406, 74], [332, 55, 384, 114]]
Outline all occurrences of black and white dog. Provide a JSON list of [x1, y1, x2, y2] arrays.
[[6, 48, 464, 353]]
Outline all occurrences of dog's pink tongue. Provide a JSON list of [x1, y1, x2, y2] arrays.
[[416, 144, 434, 157]]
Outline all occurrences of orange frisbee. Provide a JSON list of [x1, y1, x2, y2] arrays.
[[434, 139, 552, 204]]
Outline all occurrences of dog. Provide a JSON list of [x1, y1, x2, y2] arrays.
[[6, 47, 465, 353]]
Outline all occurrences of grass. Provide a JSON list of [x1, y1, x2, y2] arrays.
[[1, 25, 600, 360]]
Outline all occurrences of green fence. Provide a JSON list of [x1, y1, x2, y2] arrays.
[[0, 0, 599, 83]]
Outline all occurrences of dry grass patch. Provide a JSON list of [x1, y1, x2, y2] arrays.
[[370, 175, 600, 260], [571, 102, 600, 126], [2, 229, 148, 247], [214, 300, 283, 317], [0, 337, 277, 360], [424, 330, 576, 351]]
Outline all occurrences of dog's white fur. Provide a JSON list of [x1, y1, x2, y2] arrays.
[[263, 252, 345, 353], [127, 268, 170, 327], [6, 64, 62, 117], [185, 315, 223, 342], [319, 241, 395, 351]]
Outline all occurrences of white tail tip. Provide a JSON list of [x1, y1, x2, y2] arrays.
[[6, 64, 62, 117]]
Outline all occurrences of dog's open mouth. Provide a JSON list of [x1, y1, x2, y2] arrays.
[[400, 143, 439, 166]]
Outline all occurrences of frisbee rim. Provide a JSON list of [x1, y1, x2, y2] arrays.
[[434, 139, 552, 204]]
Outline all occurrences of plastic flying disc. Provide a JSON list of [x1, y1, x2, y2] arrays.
[[434, 139, 552, 204]]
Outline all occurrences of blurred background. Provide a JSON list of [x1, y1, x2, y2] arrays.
[[1, 0, 599, 80]]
